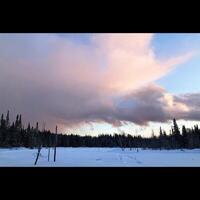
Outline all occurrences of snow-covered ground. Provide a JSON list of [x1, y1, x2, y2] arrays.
[[0, 147, 200, 167]]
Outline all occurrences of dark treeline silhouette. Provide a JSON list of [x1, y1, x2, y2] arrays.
[[0, 111, 200, 149]]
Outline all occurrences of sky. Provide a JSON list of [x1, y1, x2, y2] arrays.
[[1, 33, 200, 136]]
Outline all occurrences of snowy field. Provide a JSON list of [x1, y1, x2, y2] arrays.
[[0, 147, 200, 167]]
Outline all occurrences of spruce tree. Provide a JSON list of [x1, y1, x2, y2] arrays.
[[159, 127, 163, 149], [15, 115, 19, 129], [36, 122, 39, 132], [27, 123, 31, 132], [173, 118, 180, 135], [0, 114, 5, 129], [159, 127, 163, 136], [182, 125, 187, 148], [6, 110, 10, 128], [19, 114, 22, 129]]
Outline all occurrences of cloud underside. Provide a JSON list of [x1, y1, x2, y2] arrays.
[[0, 33, 198, 131]]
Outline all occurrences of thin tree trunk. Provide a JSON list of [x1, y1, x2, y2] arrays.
[[54, 126, 57, 162], [129, 140, 132, 151], [34, 123, 41, 165], [54, 146, 56, 162], [48, 147, 50, 162], [34, 146, 41, 165], [48, 133, 51, 162]]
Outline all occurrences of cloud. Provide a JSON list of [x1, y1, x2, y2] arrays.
[[174, 93, 200, 121], [0, 33, 196, 132], [113, 84, 191, 125], [92, 34, 194, 94]]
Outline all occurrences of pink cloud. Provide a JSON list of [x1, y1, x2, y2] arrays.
[[93, 34, 194, 94], [0, 34, 196, 132]]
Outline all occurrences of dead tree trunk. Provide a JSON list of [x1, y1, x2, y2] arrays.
[[48, 145, 50, 162], [34, 146, 42, 165], [47, 125, 51, 162], [54, 125, 57, 162], [128, 140, 132, 151], [34, 122, 42, 166]]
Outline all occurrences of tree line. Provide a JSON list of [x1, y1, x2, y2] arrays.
[[0, 111, 200, 149]]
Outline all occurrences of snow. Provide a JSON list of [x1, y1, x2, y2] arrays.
[[0, 147, 200, 167]]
